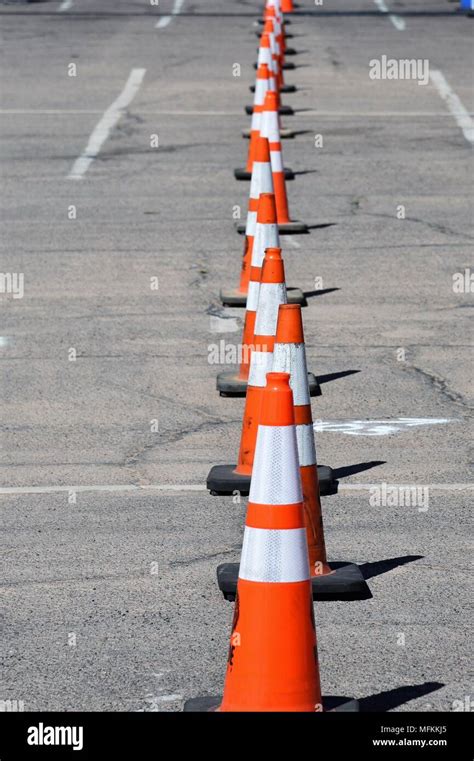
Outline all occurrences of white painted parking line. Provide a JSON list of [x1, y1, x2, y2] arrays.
[[429, 70, 474, 145], [156, 0, 185, 29], [313, 418, 457, 436], [58, 0, 73, 10], [67, 68, 146, 180], [373, 0, 406, 30]]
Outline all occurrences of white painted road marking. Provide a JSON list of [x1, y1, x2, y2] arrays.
[[0, 483, 471, 496], [313, 418, 457, 436], [58, 0, 73, 10], [156, 0, 185, 29], [373, 0, 406, 30], [429, 70, 474, 145], [68, 68, 146, 179]]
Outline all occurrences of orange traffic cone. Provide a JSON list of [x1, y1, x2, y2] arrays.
[[249, 18, 294, 117], [281, 0, 295, 12], [216, 193, 305, 388], [260, 90, 308, 233], [224, 143, 304, 307], [187, 374, 359, 713], [235, 63, 271, 181], [220, 373, 320, 712], [222, 137, 273, 305], [209, 248, 288, 490], [216, 304, 368, 602], [208, 246, 318, 490], [271, 305, 371, 600], [251, 23, 296, 94]]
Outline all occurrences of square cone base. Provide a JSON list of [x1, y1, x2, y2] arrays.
[[184, 696, 359, 712], [245, 104, 294, 116], [235, 220, 308, 234], [285, 48, 298, 56], [234, 167, 294, 181], [207, 463, 337, 497], [242, 127, 296, 139], [217, 370, 320, 397], [220, 285, 306, 307], [277, 220, 309, 234], [250, 84, 297, 94], [216, 561, 371, 602]]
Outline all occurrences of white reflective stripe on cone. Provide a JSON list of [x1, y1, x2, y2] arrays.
[[272, 343, 310, 406], [245, 209, 257, 236], [247, 280, 260, 311], [250, 109, 261, 131], [258, 47, 272, 69], [251, 223, 279, 268], [239, 527, 310, 583], [270, 150, 283, 173], [296, 423, 317, 467], [255, 79, 268, 105], [248, 350, 274, 387], [254, 281, 287, 335], [249, 164, 273, 200], [262, 111, 280, 143], [250, 424, 303, 504]]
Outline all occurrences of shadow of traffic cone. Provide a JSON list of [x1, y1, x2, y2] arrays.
[[260, 90, 308, 233], [186, 373, 358, 713], [217, 305, 372, 603], [208, 247, 322, 493]]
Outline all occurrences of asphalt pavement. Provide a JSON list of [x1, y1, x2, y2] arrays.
[[0, 0, 472, 712]]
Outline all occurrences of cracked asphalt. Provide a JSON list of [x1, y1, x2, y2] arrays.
[[0, 0, 472, 713]]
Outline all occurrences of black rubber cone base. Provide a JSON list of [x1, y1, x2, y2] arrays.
[[250, 84, 297, 94], [234, 166, 295, 181], [220, 285, 305, 307], [242, 127, 296, 139], [277, 220, 309, 234], [217, 370, 320, 397], [236, 220, 310, 234], [183, 696, 359, 712], [217, 561, 371, 602], [285, 48, 298, 56], [207, 463, 337, 497], [245, 104, 294, 116]]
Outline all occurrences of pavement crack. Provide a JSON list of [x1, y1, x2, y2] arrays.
[[404, 362, 472, 411]]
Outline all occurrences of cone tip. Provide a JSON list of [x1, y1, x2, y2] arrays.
[[276, 303, 304, 344]]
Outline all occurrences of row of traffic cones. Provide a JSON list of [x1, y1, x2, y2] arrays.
[[186, 0, 368, 712]]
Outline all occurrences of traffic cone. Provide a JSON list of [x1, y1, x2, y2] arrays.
[[260, 90, 308, 234], [218, 305, 372, 603], [251, 24, 296, 94], [218, 192, 304, 392], [222, 138, 272, 306], [208, 247, 323, 494], [281, 0, 295, 13], [236, 55, 293, 182], [228, 143, 304, 305], [186, 373, 358, 713], [235, 63, 271, 181], [247, 19, 294, 117]]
